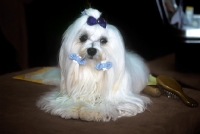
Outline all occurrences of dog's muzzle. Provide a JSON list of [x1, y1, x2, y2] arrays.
[[87, 48, 97, 57]]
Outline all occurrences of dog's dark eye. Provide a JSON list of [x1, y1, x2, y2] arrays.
[[100, 37, 107, 44], [79, 34, 88, 42]]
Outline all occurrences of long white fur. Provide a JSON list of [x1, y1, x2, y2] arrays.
[[37, 8, 151, 122]]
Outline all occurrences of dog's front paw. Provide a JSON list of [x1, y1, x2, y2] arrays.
[[59, 107, 80, 119], [117, 103, 145, 117], [79, 108, 107, 122]]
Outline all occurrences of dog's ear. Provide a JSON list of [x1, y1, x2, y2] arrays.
[[59, 46, 67, 92], [106, 25, 125, 59]]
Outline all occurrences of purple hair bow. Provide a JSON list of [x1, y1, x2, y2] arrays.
[[87, 16, 106, 28]]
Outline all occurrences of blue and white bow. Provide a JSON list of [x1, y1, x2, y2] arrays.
[[68, 53, 86, 65], [95, 61, 112, 71]]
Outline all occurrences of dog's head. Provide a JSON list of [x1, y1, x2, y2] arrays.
[[60, 8, 126, 67], [59, 8, 126, 92]]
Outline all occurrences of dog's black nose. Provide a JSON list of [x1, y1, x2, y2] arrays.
[[87, 48, 97, 56]]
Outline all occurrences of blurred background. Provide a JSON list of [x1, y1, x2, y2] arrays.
[[0, 0, 199, 75]]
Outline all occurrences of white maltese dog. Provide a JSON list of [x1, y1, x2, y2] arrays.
[[37, 8, 151, 122]]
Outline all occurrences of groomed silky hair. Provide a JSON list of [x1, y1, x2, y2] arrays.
[[59, 8, 126, 95], [37, 8, 151, 122]]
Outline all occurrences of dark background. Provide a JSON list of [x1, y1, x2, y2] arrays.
[[1, 0, 200, 75], [25, 0, 172, 67]]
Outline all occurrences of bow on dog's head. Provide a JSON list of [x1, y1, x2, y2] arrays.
[[59, 8, 126, 91], [82, 10, 107, 28], [87, 16, 106, 28]]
